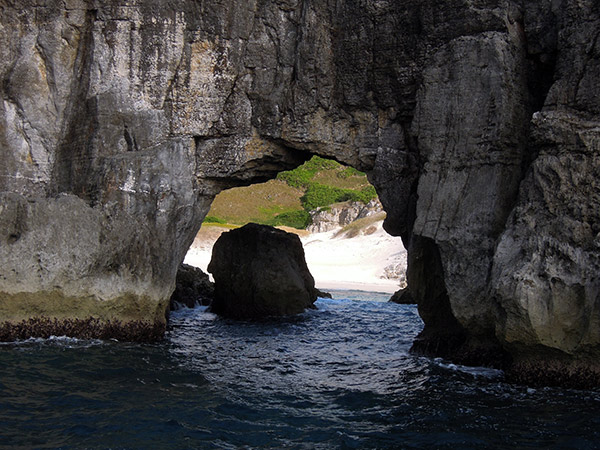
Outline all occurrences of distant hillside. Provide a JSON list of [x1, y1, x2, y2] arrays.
[[204, 156, 377, 229]]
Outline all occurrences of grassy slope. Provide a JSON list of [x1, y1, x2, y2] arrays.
[[207, 180, 304, 226], [204, 157, 376, 229], [312, 169, 370, 190]]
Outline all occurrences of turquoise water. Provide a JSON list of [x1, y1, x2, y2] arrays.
[[1, 291, 599, 449]]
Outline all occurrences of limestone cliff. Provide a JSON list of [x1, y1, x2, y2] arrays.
[[307, 200, 383, 233], [0, 0, 598, 384]]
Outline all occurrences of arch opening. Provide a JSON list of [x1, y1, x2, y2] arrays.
[[173, 155, 410, 310]]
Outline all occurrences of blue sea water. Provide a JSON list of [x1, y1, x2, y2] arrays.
[[1, 290, 599, 449]]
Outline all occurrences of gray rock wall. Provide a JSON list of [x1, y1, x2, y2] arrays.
[[307, 200, 383, 233], [1, 0, 599, 382]]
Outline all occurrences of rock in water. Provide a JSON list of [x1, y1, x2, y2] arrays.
[[169, 264, 214, 310], [316, 289, 333, 299], [207, 224, 317, 319], [389, 288, 415, 305]]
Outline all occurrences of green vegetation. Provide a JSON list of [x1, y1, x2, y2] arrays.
[[300, 183, 377, 211], [300, 184, 377, 211], [276, 155, 341, 188], [337, 166, 364, 179], [278, 156, 375, 212], [203, 216, 227, 224], [200, 222, 239, 230], [205, 180, 303, 227], [266, 210, 312, 229], [203, 156, 377, 230]]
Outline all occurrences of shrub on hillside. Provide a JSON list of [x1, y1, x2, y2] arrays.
[[276, 170, 313, 188], [277, 155, 341, 188], [203, 215, 227, 224], [301, 184, 345, 210], [302, 155, 340, 171], [301, 184, 377, 211], [205, 155, 377, 230], [340, 185, 377, 204], [268, 210, 312, 229]]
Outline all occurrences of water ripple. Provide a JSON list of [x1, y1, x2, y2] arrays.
[[1, 292, 599, 448]]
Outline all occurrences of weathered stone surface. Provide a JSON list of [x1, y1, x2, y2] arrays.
[[0, 0, 308, 336], [0, 0, 599, 383], [407, 1, 600, 385], [409, 27, 530, 354], [207, 224, 317, 319], [308, 200, 383, 233], [485, 3, 600, 373], [169, 264, 214, 310], [491, 111, 600, 358]]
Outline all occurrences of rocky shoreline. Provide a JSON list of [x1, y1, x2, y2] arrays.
[[0, 317, 165, 343]]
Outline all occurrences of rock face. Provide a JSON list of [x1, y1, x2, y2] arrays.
[[169, 264, 214, 310], [207, 224, 317, 319], [308, 200, 383, 233], [389, 288, 415, 305], [0, 0, 599, 384]]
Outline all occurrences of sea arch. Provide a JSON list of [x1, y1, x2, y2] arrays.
[[1, 1, 599, 385]]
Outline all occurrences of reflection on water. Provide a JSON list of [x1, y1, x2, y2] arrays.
[[1, 292, 599, 449]]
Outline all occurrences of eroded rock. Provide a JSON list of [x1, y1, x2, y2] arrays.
[[0, 0, 599, 384], [208, 224, 317, 319], [389, 288, 415, 305], [308, 200, 383, 233], [169, 264, 214, 310]]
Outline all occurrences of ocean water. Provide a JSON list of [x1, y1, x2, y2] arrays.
[[1, 290, 599, 449]]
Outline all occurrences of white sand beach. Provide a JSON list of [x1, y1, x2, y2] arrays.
[[300, 223, 406, 294], [184, 221, 407, 295]]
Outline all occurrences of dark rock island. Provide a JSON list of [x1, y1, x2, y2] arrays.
[[0, 0, 599, 385], [208, 224, 317, 319]]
